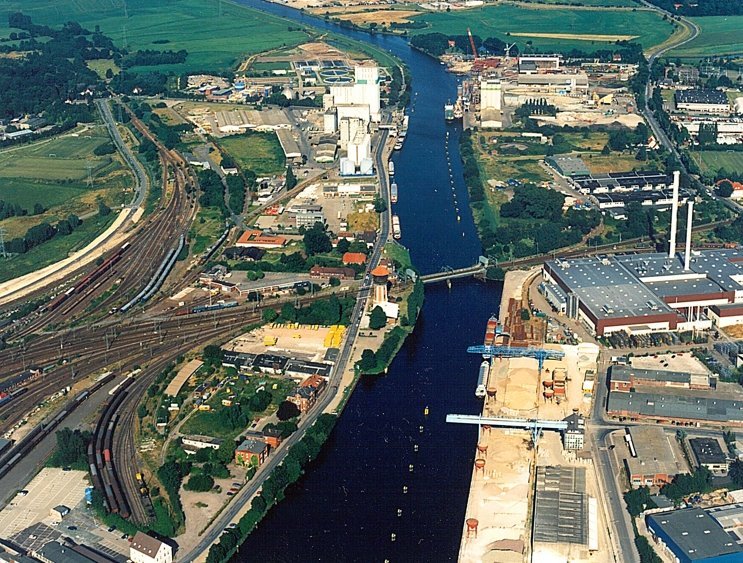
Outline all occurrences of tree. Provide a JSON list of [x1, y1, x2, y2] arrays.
[[357, 349, 377, 373], [716, 179, 734, 198], [184, 474, 214, 492], [50, 428, 90, 468], [373, 195, 387, 213], [248, 389, 272, 412], [303, 222, 331, 255], [202, 345, 223, 367], [262, 308, 279, 323], [336, 238, 350, 254], [369, 306, 387, 330], [277, 401, 300, 421], [286, 165, 297, 190], [98, 201, 111, 216], [329, 276, 341, 287], [730, 460, 743, 488]]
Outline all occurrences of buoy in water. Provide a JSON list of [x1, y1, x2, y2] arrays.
[[419, 425, 424, 433], [397, 509, 403, 517], [414, 444, 419, 452], [424, 405, 429, 416], [409, 464, 414, 472], [391, 533, 397, 542], [403, 485, 408, 494]]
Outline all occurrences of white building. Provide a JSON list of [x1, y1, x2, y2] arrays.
[[339, 116, 366, 150], [130, 532, 173, 563], [328, 65, 381, 123], [480, 78, 502, 111]]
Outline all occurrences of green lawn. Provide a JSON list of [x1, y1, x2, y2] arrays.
[[0, 213, 116, 283], [218, 132, 285, 176], [0, 0, 309, 73], [695, 151, 743, 176], [671, 16, 743, 58], [410, 4, 674, 53]]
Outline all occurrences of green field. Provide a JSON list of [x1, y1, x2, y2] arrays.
[[524, 0, 636, 5], [0, 213, 116, 283], [189, 207, 226, 255], [695, 151, 743, 176], [410, 5, 675, 53], [218, 132, 285, 176], [0, 0, 309, 73], [0, 125, 132, 237], [671, 16, 743, 58]]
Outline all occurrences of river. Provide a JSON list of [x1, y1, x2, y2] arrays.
[[233, 3, 503, 560]]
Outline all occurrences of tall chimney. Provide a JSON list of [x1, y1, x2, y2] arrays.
[[669, 170, 680, 259], [684, 200, 694, 271]]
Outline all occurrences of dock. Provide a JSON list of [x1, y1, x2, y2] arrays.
[[456, 269, 612, 563]]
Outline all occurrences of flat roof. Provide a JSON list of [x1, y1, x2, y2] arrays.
[[625, 426, 683, 478], [646, 508, 742, 560], [610, 365, 694, 385], [608, 389, 743, 422], [532, 466, 587, 545], [689, 437, 727, 465], [675, 89, 728, 106]]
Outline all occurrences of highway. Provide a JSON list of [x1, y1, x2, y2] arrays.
[[179, 125, 392, 561]]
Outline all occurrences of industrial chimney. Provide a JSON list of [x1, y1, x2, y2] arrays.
[[668, 170, 680, 259], [684, 200, 694, 271]]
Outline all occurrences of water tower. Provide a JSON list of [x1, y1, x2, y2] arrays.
[[371, 265, 389, 305]]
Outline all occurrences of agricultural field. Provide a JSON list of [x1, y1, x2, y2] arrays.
[[0, 125, 132, 238], [0, 214, 116, 283], [409, 4, 674, 53], [695, 151, 743, 177], [671, 16, 743, 58], [0, 0, 310, 73], [218, 132, 286, 176]]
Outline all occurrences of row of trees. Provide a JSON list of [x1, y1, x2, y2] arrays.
[[262, 294, 356, 326], [356, 327, 407, 375], [125, 49, 188, 67], [4, 214, 82, 255], [641, 0, 743, 16], [0, 199, 43, 220]]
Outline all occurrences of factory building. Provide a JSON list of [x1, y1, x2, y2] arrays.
[[326, 64, 381, 124], [607, 390, 743, 425], [609, 365, 713, 392], [545, 155, 590, 178], [646, 508, 743, 563], [574, 171, 670, 195], [516, 73, 589, 95], [675, 89, 730, 114], [543, 172, 743, 336]]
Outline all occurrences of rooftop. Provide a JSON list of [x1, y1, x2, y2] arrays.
[[532, 466, 588, 546], [608, 389, 743, 423], [675, 89, 729, 106], [237, 438, 267, 454], [610, 365, 696, 386], [625, 426, 684, 478], [689, 437, 727, 465], [130, 532, 167, 558], [646, 508, 742, 560]]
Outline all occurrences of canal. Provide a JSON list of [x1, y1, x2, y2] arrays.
[[233, 3, 503, 560]]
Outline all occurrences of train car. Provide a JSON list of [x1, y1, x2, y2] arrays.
[[43, 287, 76, 313], [191, 300, 238, 314]]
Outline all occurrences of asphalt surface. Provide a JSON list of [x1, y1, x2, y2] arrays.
[[179, 124, 392, 562]]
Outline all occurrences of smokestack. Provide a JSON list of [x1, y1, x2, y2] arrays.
[[684, 200, 694, 271], [669, 170, 680, 259]]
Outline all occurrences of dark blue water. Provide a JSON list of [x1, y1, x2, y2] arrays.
[[233, 3, 502, 560]]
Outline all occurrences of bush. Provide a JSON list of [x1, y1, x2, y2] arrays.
[[184, 473, 214, 492], [277, 401, 300, 421]]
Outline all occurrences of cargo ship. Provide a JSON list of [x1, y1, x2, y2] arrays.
[[444, 102, 454, 121], [393, 140, 403, 151], [391, 182, 398, 203], [389, 160, 395, 176], [392, 215, 401, 239], [476, 360, 489, 399], [453, 98, 464, 120], [484, 314, 498, 346]]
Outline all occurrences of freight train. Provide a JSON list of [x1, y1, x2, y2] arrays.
[[0, 373, 114, 479], [176, 300, 238, 316], [41, 242, 132, 313], [89, 377, 135, 518]]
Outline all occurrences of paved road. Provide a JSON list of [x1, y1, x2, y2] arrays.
[[179, 123, 392, 562]]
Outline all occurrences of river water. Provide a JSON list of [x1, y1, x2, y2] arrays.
[[233, 3, 503, 560]]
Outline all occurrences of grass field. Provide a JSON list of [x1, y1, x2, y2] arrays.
[[695, 151, 743, 176], [0, 0, 309, 73], [0, 125, 132, 237], [671, 16, 743, 58], [0, 213, 116, 283], [189, 207, 226, 255], [87, 58, 120, 78], [218, 132, 285, 176], [526, 0, 636, 5], [410, 5, 674, 53]]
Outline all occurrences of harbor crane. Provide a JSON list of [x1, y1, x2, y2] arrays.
[[467, 28, 478, 61], [504, 43, 515, 62], [466, 345, 564, 372], [446, 414, 568, 446]]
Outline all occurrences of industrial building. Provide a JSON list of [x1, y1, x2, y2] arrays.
[[130, 532, 173, 563], [689, 438, 730, 474], [609, 365, 713, 392], [543, 172, 743, 336], [573, 171, 670, 195], [562, 411, 585, 451], [622, 426, 686, 488], [607, 388, 743, 425], [532, 466, 597, 552], [646, 508, 743, 563], [675, 89, 730, 114], [545, 155, 590, 178]]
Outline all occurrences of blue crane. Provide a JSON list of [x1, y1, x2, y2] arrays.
[[466, 345, 564, 372]]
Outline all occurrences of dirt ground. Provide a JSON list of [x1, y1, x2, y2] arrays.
[[331, 9, 421, 25], [630, 351, 709, 375], [224, 324, 344, 362]]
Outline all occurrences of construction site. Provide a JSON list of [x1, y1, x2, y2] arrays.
[[454, 269, 609, 563]]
